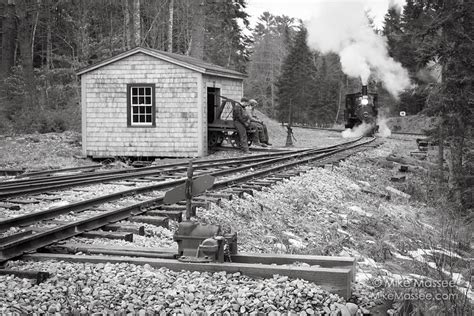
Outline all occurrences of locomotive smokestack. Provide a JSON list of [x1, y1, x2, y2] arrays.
[[362, 85, 368, 96]]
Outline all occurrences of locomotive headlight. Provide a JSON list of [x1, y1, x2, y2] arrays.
[[361, 96, 369, 105]]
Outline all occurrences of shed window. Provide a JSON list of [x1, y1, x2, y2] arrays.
[[127, 84, 155, 127]]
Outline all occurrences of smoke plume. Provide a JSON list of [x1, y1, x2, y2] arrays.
[[341, 115, 392, 138], [376, 116, 392, 137], [307, 1, 410, 97], [341, 122, 373, 138]]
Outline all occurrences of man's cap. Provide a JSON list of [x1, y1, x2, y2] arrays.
[[249, 99, 258, 105], [241, 97, 249, 102]]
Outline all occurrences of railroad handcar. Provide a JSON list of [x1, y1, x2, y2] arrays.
[[207, 95, 255, 148]]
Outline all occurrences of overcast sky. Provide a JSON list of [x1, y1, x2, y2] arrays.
[[245, 0, 405, 29]]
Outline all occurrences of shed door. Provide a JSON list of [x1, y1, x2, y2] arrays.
[[207, 87, 220, 123]]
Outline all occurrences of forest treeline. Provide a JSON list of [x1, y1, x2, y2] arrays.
[[0, 0, 471, 208]]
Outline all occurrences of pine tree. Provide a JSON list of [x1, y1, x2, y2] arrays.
[[204, 0, 251, 72], [276, 26, 317, 125], [245, 12, 297, 117], [418, 0, 473, 211]]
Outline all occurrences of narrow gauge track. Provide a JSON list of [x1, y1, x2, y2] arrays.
[[0, 136, 375, 263], [15, 164, 103, 179], [0, 148, 320, 199], [293, 125, 426, 136], [0, 138, 364, 232]]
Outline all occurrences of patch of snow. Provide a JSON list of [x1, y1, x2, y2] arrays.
[[392, 252, 411, 260], [348, 205, 372, 217], [359, 256, 379, 268]]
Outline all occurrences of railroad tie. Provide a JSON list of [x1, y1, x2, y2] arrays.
[[80, 230, 133, 242], [7, 198, 40, 205], [129, 216, 169, 229], [238, 184, 263, 191], [104, 181, 137, 186], [248, 180, 277, 185], [205, 193, 233, 200], [102, 223, 145, 236], [193, 196, 221, 206], [0, 202, 21, 210], [227, 188, 253, 196], [145, 210, 182, 222], [177, 200, 210, 210], [158, 204, 196, 213], [0, 269, 50, 284]]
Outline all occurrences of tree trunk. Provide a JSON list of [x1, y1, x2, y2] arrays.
[[78, 1, 89, 61], [130, 0, 141, 47], [448, 115, 466, 210], [188, 0, 205, 59], [46, 3, 52, 70], [334, 81, 343, 125], [123, 0, 130, 49], [16, 0, 36, 108], [437, 118, 445, 184], [167, 0, 173, 52], [0, 0, 16, 80]]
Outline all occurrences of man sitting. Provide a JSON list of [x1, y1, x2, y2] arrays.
[[232, 98, 251, 153], [247, 99, 272, 146], [232, 98, 266, 152]]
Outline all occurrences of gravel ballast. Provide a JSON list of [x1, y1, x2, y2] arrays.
[[1, 260, 362, 315]]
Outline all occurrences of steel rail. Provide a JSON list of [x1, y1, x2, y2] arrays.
[[0, 141, 356, 198], [0, 148, 308, 187], [0, 154, 311, 197], [1, 138, 356, 188], [16, 164, 103, 179], [0, 139, 361, 231], [0, 137, 371, 262], [213, 137, 375, 189], [293, 125, 426, 136], [0, 156, 282, 192], [0, 149, 307, 189]]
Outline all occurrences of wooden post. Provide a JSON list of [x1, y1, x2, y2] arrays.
[[286, 100, 293, 147], [185, 160, 194, 220]]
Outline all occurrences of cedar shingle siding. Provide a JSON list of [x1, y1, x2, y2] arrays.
[[79, 49, 244, 158]]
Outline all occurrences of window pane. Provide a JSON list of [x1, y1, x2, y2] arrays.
[[130, 85, 154, 126]]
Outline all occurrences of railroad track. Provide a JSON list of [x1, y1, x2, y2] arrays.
[[0, 146, 344, 199], [293, 125, 426, 137], [0, 136, 377, 299]]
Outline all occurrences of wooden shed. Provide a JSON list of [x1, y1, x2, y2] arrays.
[[77, 47, 246, 158]]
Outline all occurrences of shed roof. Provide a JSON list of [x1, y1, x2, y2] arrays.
[[76, 47, 246, 80]]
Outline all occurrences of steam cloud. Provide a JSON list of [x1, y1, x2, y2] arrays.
[[341, 114, 392, 138], [307, 0, 410, 97], [341, 122, 373, 138]]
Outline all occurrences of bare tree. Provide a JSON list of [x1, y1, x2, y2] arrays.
[[167, 0, 174, 52], [188, 0, 204, 59], [0, 0, 16, 79]]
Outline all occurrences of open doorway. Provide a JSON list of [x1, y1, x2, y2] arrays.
[[207, 87, 220, 123]]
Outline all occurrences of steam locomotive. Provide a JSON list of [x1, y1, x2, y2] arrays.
[[344, 85, 379, 135]]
